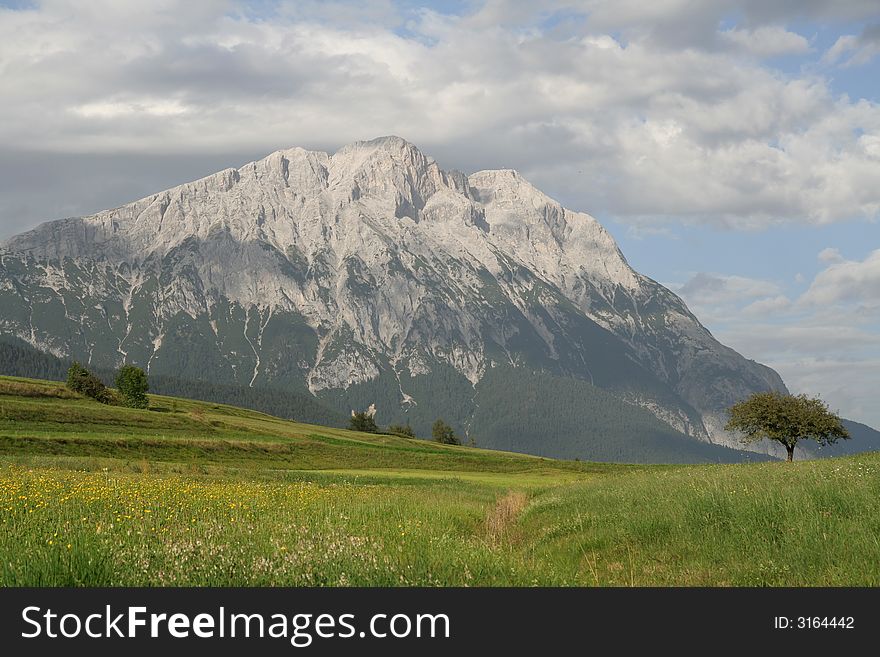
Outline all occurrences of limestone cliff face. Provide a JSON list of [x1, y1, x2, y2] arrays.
[[0, 136, 787, 453]]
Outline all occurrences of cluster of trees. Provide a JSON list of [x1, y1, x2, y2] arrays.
[[469, 367, 742, 463], [348, 409, 412, 436], [349, 410, 379, 433], [65, 361, 150, 409], [348, 411, 464, 445], [146, 375, 344, 426], [0, 338, 71, 381], [431, 419, 461, 445], [0, 338, 149, 410], [387, 423, 415, 439]]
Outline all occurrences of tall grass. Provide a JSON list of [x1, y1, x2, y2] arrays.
[[3, 454, 879, 586], [0, 465, 536, 586], [521, 456, 880, 585]]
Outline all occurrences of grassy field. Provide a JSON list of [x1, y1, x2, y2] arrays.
[[1, 374, 879, 586]]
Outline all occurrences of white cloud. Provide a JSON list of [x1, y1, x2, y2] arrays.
[[674, 272, 788, 326], [717, 317, 880, 427], [71, 99, 191, 119], [723, 324, 880, 356], [861, 133, 880, 159], [574, 0, 879, 33], [825, 34, 861, 65], [0, 0, 878, 232], [801, 249, 880, 307], [818, 247, 844, 263], [721, 26, 812, 57], [761, 357, 880, 425], [823, 23, 880, 67], [678, 272, 783, 305], [742, 295, 793, 316]]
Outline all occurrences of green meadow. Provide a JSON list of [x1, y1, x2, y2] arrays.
[[1, 375, 878, 586]]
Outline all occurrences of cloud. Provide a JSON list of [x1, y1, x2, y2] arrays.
[[676, 249, 880, 427], [678, 272, 783, 303], [717, 318, 880, 427], [71, 99, 191, 119], [574, 0, 878, 49], [823, 23, 880, 67], [0, 0, 879, 234], [741, 295, 792, 316], [585, 0, 879, 26], [720, 26, 812, 57], [760, 356, 880, 425], [801, 249, 880, 307], [723, 324, 880, 356], [0, 148, 265, 239], [674, 272, 788, 326], [818, 247, 844, 263]]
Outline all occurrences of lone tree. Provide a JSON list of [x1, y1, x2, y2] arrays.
[[115, 365, 149, 409], [432, 419, 461, 445], [725, 391, 849, 462], [350, 410, 379, 433], [66, 361, 113, 404]]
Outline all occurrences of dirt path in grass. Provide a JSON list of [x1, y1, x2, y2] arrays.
[[485, 490, 529, 545]]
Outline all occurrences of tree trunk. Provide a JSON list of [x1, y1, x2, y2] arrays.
[[786, 445, 795, 462]]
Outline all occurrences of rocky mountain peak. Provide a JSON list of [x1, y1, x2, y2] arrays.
[[0, 137, 790, 458]]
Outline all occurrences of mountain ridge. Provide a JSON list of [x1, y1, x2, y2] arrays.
[[0, 136, 805, 460]]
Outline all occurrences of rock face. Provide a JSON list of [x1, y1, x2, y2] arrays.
[[0, 136, 788, 458]]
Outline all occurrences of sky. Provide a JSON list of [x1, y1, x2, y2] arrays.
[[0, 0, 878, 427]]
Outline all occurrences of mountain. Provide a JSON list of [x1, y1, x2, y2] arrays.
[[0, 136, 869, 462]]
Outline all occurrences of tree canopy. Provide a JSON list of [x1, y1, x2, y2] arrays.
[[387, 423, 416, 439], [66, 361, 113, 404], [432, 419, 461, 445], [725, 391, 849, 462], [349, 410, 379, 433], [115, 365, 149, 409]]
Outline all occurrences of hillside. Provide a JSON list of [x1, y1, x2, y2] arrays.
[[0, 336, 345, 427], [2, 375, 879, 586], [0, 339, 777, 463], [0, 375, 594, 476]]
